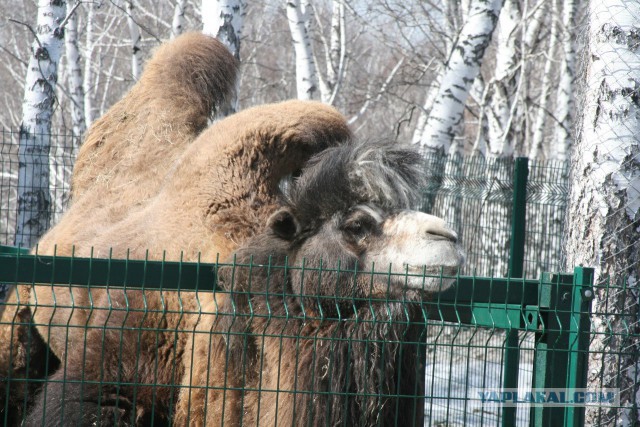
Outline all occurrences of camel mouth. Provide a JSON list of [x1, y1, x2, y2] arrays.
[[402, 264, 460, 277], [396, 264, 459, 293]]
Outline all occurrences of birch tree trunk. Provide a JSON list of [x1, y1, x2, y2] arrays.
[[202, 0, 245, 59], [565, 2, 640, 425], [14, 0, 66, 248], [553, 0, 577, 161], [171, 0, 187, 39], [416, 0, 503, 223], [202, 0, 245, 114], [83, 1, 94, 126], [416, 0, 504, 152], [65, 1, 86, 140], [317, 0, 345, 104], [286, 0, 318, 100], [125, 0, 143, 80], [529, 0, 559, 159], [485, 0, 519, 157]]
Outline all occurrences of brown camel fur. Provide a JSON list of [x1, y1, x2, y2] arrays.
[[171, 141, 465, 426], [0, 32, 351, 425], [2, 31, 237, 423]]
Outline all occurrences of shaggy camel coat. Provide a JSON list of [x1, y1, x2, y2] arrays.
[[0, 32, 351, 425], [2, 32, 237, 422]]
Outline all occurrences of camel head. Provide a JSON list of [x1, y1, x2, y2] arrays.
[[261, 140, 465, 310]]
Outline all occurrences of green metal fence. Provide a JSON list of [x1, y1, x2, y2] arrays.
[[420, 153, 569, 279], [0, 128, 597, 426], [0, 247, 594, 426]]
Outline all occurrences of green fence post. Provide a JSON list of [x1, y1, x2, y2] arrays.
[[531, 272, 572, 426], [502, 157, 529, 427], [509, 157, 528, 279], [531, 268, 593, 427], [565, 267, 594, 426]]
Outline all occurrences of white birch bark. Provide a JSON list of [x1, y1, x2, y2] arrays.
[[411, 72, 443, 146], [485, 0, 519, 157], [529, 0, 559, 159], [416, 0, 504, 152], [202, 0, 245, 59], [202, 0, 245, 114], [553, 0, 577, 161], [318, 0, 345, 104], [65, 1, 86, 140], [523, 0, 548, 52], [565, 2, 640, 425], [15, 0, 67, 248], [171, 0, 188, 39], [83, 1, 94, 126], [125, 0, 143, 80], [286, 0, 318, 100]]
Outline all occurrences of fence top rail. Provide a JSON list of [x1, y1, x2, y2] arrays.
[[1, 246, 547, 304]]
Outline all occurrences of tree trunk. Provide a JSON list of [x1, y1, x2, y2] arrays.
[[318, 0, 345, 104], [553, 0, 577, 161], [65, 1, 86, 140], [488, 0, 521, 157], [417, 0, 503, 221], [14, 0, 67, 249], [125, 0, 143, 80], [286, 0, 318, 100], [565, 1, 640, 425], [416, 0, 504, 152], [171, 0, 188, 39], [202, 0, 244, 59], [83, 1, 94, 126], [202, 0, 245, 114], [529, 0, 559, 159]]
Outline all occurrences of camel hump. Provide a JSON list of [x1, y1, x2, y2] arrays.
[[141, 32, 239, 119], [71, 32, 239, 200]]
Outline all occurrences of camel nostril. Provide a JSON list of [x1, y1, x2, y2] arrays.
[[427, 228, 458, 243]]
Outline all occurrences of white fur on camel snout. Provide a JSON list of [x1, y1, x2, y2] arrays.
[[366, 211, 465, 292]]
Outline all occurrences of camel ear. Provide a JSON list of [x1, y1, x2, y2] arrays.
[[268, 208, 300, 241]]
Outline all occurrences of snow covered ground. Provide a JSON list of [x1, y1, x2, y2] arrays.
[[424, 325, 534, 426]]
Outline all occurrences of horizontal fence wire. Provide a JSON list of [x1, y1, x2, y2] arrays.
[[1, 251, 585, 427]]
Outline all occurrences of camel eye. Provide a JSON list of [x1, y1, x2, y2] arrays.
[[345, 221, 364, 234], [342, 214, 376, 239]]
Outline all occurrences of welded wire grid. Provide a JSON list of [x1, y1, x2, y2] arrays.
[[0, 128, 77, 302], [0, 128, 77, 247], [0, 252, 557, 426], [424, 327, 535, 426], [421, 153, 569, 278], [587, 277, 638, 426]]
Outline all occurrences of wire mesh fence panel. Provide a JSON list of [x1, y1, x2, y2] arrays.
[[424, 327, 535, 426], [420, 153, 569, 278], [0, 251, 594, 427], [0, 129, 77, 302], [524, 160, 570, 280], [0, 130, 20, 247], [0, 128, 77, 247]]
